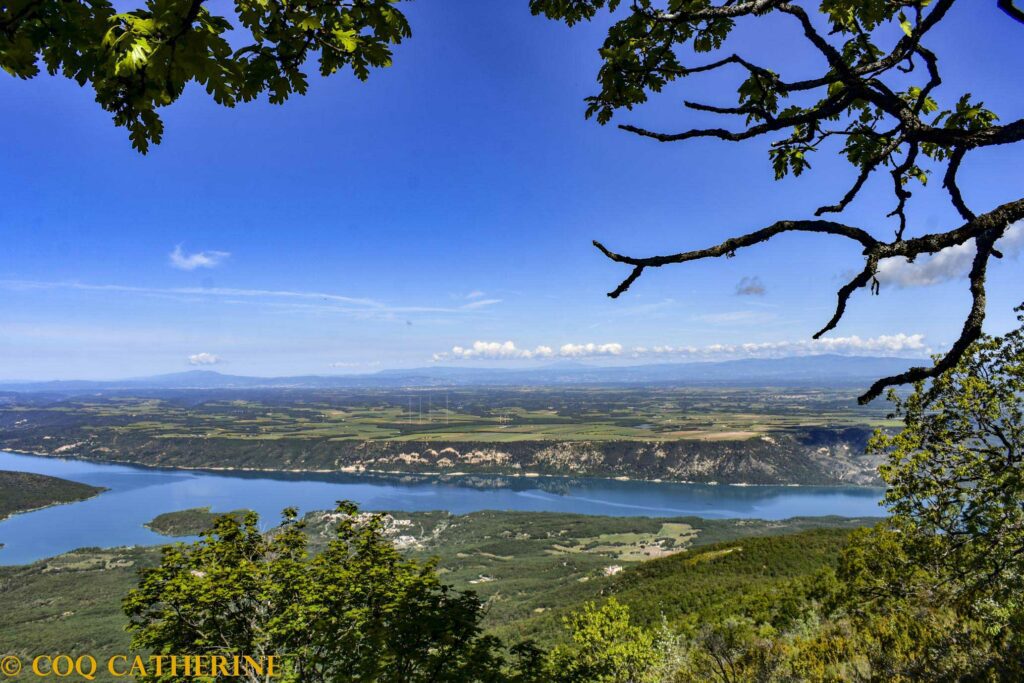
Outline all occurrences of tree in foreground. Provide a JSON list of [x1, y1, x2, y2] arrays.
[[1, 0, 410, 152], [123, 502, 509, 682], [871, 305, 1024, 609], [833, 306, 1024, 679], [533, 0, 1023, 403], [545, 598, 660, 682]]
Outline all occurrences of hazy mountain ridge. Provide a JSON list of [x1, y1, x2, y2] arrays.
[[0, 355, 921, 394]]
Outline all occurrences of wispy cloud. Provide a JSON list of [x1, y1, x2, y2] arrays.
[[188, 352, 221, 365], [877, 221, 1022, 288], [693, 310, 777, 325], [434, 334, 926, 362], [461, 298, 502, 310], [465, 290, 486, 299], [0, 280, 500, 318], [735, 276, 766, 296], [170, 245, 231, 271]]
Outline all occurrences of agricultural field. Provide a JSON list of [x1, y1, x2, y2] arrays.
[[0, 387, 893, 484], [0, 386, 895, 444]]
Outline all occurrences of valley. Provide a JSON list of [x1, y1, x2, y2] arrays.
[[0, 386, 894, 485]]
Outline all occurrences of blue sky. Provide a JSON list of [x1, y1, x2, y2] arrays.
[[0, 1, 1021, 380]]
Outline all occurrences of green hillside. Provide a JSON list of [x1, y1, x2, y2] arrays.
[[494, 528, 851, 646], [0, 470, 105, 521], [145, 507, 251, 537], [0, 509, 867, 682]]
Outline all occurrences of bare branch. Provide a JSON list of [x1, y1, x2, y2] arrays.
[[619, 93, 850, 143], [999, 0, 1024, 24], [813, 256, 879, 340], [661, 54, 779, 80], [594, 219, 876, 297], [816, 133, 902, 216], [815, 164, 875, 216], [860, 228, 1002, 403], [654, 0, 785, 22], [888, 143, 919, 240], [943, 147, 976, 221], [683, 100, 772, 119]]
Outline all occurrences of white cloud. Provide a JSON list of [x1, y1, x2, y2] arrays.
[[188, 352, 221, 365], [558, 342, 623, 357], [170, 245, 231, 271], [434, 341, 557, 361], [434, 334, 927, 363], [631, 333, 926, 358], [466, 290, 486, 299], [433, 341, 622, 362], [877, 221, 1022, 288]]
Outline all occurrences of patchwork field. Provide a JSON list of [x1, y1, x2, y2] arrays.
[[0, 386, 895, 444], [0, 387, 893, 484]]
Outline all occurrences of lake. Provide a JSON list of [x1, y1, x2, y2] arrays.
[[0, 451, 884, 565]]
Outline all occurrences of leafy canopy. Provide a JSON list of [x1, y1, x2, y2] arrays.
[[1, 0, 411, 152], [869, 305, 1024, 611], [545, 598, 659, 683], [123, 502, 509, 682]]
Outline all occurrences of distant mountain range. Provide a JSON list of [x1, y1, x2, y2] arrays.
[[0, 355, 923, 393]]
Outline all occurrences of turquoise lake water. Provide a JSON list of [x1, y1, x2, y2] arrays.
[[0, 451, 884, 565]]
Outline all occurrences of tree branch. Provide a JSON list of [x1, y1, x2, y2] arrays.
[[619, 93, 851, 143], [594, 198, 1024, 402], [860, 227, 1002, 403], [593, 218, 878, 297], [998, 0, 1024, 24], [813, 257, 879, 340], [943, 147, 976, 221]]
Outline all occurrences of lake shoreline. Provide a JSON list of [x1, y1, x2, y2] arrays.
[[0, 450, 886, 565], [0, 448, 881, 490]]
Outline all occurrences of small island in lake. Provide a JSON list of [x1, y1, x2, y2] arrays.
[[146, 507, 252, 537], [0, 470, 106, 521]]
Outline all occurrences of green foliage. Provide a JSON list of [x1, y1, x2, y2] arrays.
[[507, 528, 859, 647], [809, 307, 1024, 680], [1, 0, 411, 151], [546, 598, 659, 683], [123, 503, 509, 682], [0, 507, 873, 680], [870, 305, 1024, 612], [529, 0, 1001, 188], [682, 617, 787, 683]]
